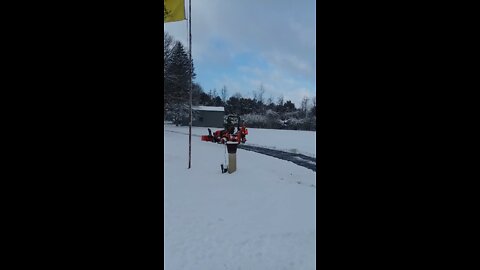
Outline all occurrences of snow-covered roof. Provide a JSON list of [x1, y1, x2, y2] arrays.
[[192, 106, 225, 112]]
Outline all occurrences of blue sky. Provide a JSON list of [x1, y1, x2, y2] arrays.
[[165, 0, 316, 108]]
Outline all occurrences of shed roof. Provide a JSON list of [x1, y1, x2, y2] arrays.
[[192, 106, 225, 112]]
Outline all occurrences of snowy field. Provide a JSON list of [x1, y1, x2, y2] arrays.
[[164, 123, 316, 158], [164, 124, 316, 270]]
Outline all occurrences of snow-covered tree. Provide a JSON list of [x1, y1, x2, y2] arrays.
[[164, 40, 196, 124]]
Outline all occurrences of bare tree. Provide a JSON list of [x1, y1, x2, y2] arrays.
[[252, 84, 265, 103], [301, 96, 310, 118], [220, 85, 228, 104], [277, 95, 284, 106], [310, 95, 316, 116], [267, 95, 274, 105], [257, 84, 265, 104]]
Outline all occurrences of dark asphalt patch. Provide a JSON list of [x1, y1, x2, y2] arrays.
[[238, 144, 316, 172]]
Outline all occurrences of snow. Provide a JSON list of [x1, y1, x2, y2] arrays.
[[192, 106, 225, 112], [164, 124, 316, 270], [238, 127, 316, 158], [164, 124, 316, 158]]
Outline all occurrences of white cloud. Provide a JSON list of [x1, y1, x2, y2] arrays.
[[165, 0, 316, 107]]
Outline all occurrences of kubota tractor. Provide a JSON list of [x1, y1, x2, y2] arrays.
[[201, 114, 248, 144]]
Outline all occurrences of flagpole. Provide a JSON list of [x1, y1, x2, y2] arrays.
[[188, 0, 192, 169]]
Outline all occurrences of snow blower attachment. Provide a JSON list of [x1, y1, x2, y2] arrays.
[[200, 114, 248, 145]]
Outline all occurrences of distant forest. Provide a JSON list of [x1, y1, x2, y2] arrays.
[[164, 32, 316, 131]]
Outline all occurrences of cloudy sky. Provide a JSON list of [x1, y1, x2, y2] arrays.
[[165, 0, 316, 108]]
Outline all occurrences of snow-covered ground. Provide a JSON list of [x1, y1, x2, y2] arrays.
[[164, 124, 316, 270], [164, 124, 316, 158]]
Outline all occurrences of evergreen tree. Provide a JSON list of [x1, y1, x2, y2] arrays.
[[283, 100, 296, 112], [164, 41, 196, 106], [199, 92, 212, 105], [192, 82, 204, 106], [225, 96, 241, 115], [164, 41, 196, 124]]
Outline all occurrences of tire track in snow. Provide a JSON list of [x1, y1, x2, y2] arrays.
[[165, 128, 316, 172], [165, 129, 202, 137]]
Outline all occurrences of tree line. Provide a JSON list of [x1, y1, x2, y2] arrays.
[[164, 32, 316, 131]]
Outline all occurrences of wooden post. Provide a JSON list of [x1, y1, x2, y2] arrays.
[[226, 142, 239, 174]]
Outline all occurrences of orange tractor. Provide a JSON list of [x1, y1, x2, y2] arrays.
[[201, 115, 248, 144]]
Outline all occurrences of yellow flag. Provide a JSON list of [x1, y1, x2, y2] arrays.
[[164, 0, 186, 23]]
